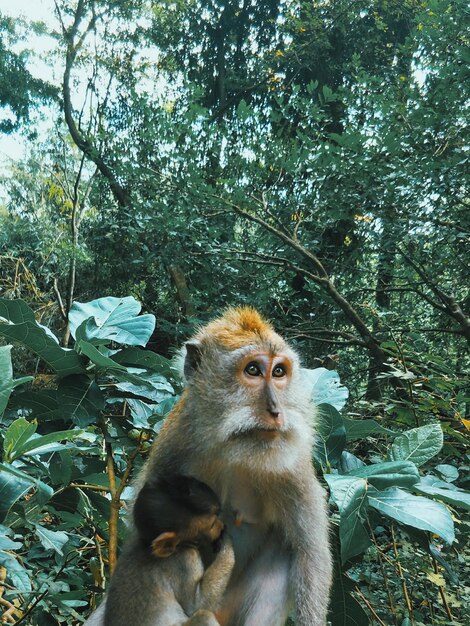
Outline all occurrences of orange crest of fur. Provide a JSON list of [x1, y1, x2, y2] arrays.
[[195, 307, 284, 351]]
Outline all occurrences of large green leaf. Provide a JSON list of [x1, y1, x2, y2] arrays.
[[57, 375, 105, 427], [3, 418, 37, 462], [324, 475, 371, 563], [328, 572, 370, 626], [76, 340, 127, 370], [0, 298, 35, 323], [415, 475, 470, 511], [112, 368, 174, 403], [9, 390, 58, 421], [69, 296, 156, 346], [3, 418, 85, 462], [389, 423, 443, 466], [0, 465, 33, 522], [302, 367, 349, 410], [0, 300, 84, 376], [112, 347, 175, 378], [368, 487, 455, 544], [342, 417, 394, 441], [0, 550, 32, 592], [0, 463, 53, 522], [435, 464, 459, 482], [338, 451, 365, 473], [347, 460, 420, 490], [315, 404, 346, 468], [0, 345, 32, 415], [126, 398, 159, 428], [35, 524, 69, 555]]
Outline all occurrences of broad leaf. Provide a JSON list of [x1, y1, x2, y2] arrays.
[[338, 451, 365, 473], [0, 345, 32, 416], [18, 430, 85, 460], [389, 423, 443, 466], [57, 375, 105, 427], [348, 461, 420, 490], [0, 550, 32, 592], [0, 464, 32, 522], [324, 475, 371, 562], [328, 573, 369, 626], [435, 464, 459, 482], [113, 368, 174, 403], [0, 463, 53, 522], [35, 524, 69, 555], [76, 340, 127, 370], [127, 398, 159, 428], [9, 390, 58, 421], [342, 417, 394, 441], [112, 347, 175, 377], [368, 487, 455, 544], [415, 475, 470, 511], [302, 367, 349, 410], [3, 418, 37, 462], [49, 451, 73, 486], [69, 296, 156, 346], [315, 404, 346, 468], [0, 299, 84, 376], [0, 298, 35, 323]]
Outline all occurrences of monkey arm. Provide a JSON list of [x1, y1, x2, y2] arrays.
[[290, 476, 332, 626], [195, 536, 235, 612]]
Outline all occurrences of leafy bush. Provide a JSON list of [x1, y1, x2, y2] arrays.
[[0, 296, 467, 625], [0, 296, 176, 624]]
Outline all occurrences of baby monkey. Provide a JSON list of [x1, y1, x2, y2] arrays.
[[103, 475, 234, 626], [134, 474, 225, 559]]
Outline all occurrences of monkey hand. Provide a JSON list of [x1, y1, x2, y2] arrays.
[[198, 535, 234, 612], [184, 608, 220, 626], [216, 534, 235, 570]]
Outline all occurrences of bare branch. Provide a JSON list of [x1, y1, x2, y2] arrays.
[[61, 2, 130, 208], [400, 248, 470, 343]]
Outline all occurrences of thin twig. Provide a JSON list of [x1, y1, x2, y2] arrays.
[[354, 586, 388, 626], [431, 555, 453, 621], [391, 524, 414, 625], [367, 519, 397, 623]]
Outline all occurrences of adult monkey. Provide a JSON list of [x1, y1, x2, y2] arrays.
[[144, 307, 331, 625], [86, 307, 331, 626]]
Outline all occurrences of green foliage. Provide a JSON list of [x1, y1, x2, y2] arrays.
[[319, 395, 468, 625], [0, 296, 175, 624], [0, 299, 467, 625], [0, 13, 56, 133], [0, 345, 32, 414]]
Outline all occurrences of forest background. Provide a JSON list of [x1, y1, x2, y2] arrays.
[[0, 1, 469, 625]]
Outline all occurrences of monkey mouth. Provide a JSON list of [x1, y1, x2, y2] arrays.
[[256, 428, 282, 439], [234, 427, 282, 440], [228, 423, 285, 443]]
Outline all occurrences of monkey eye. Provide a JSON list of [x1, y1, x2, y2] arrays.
[[244, 362, 261, 376], [272, 365, 286, 378]]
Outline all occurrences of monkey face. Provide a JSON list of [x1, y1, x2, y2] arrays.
[[181, 308, 314, 471], [235, 351, 293, 437], [180, 512, 225, 546], [151, 513, 224, 558]]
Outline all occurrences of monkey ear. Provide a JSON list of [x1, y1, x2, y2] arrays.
[[151, 532, 179, 558], [184, 341, 202, 382]]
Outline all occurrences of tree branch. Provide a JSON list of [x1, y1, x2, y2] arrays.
[[400, 248, 470, 343], [60, 1, 130, 208]]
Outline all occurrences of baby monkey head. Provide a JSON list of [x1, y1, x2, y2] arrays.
[[133, 474, 224, 558]]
